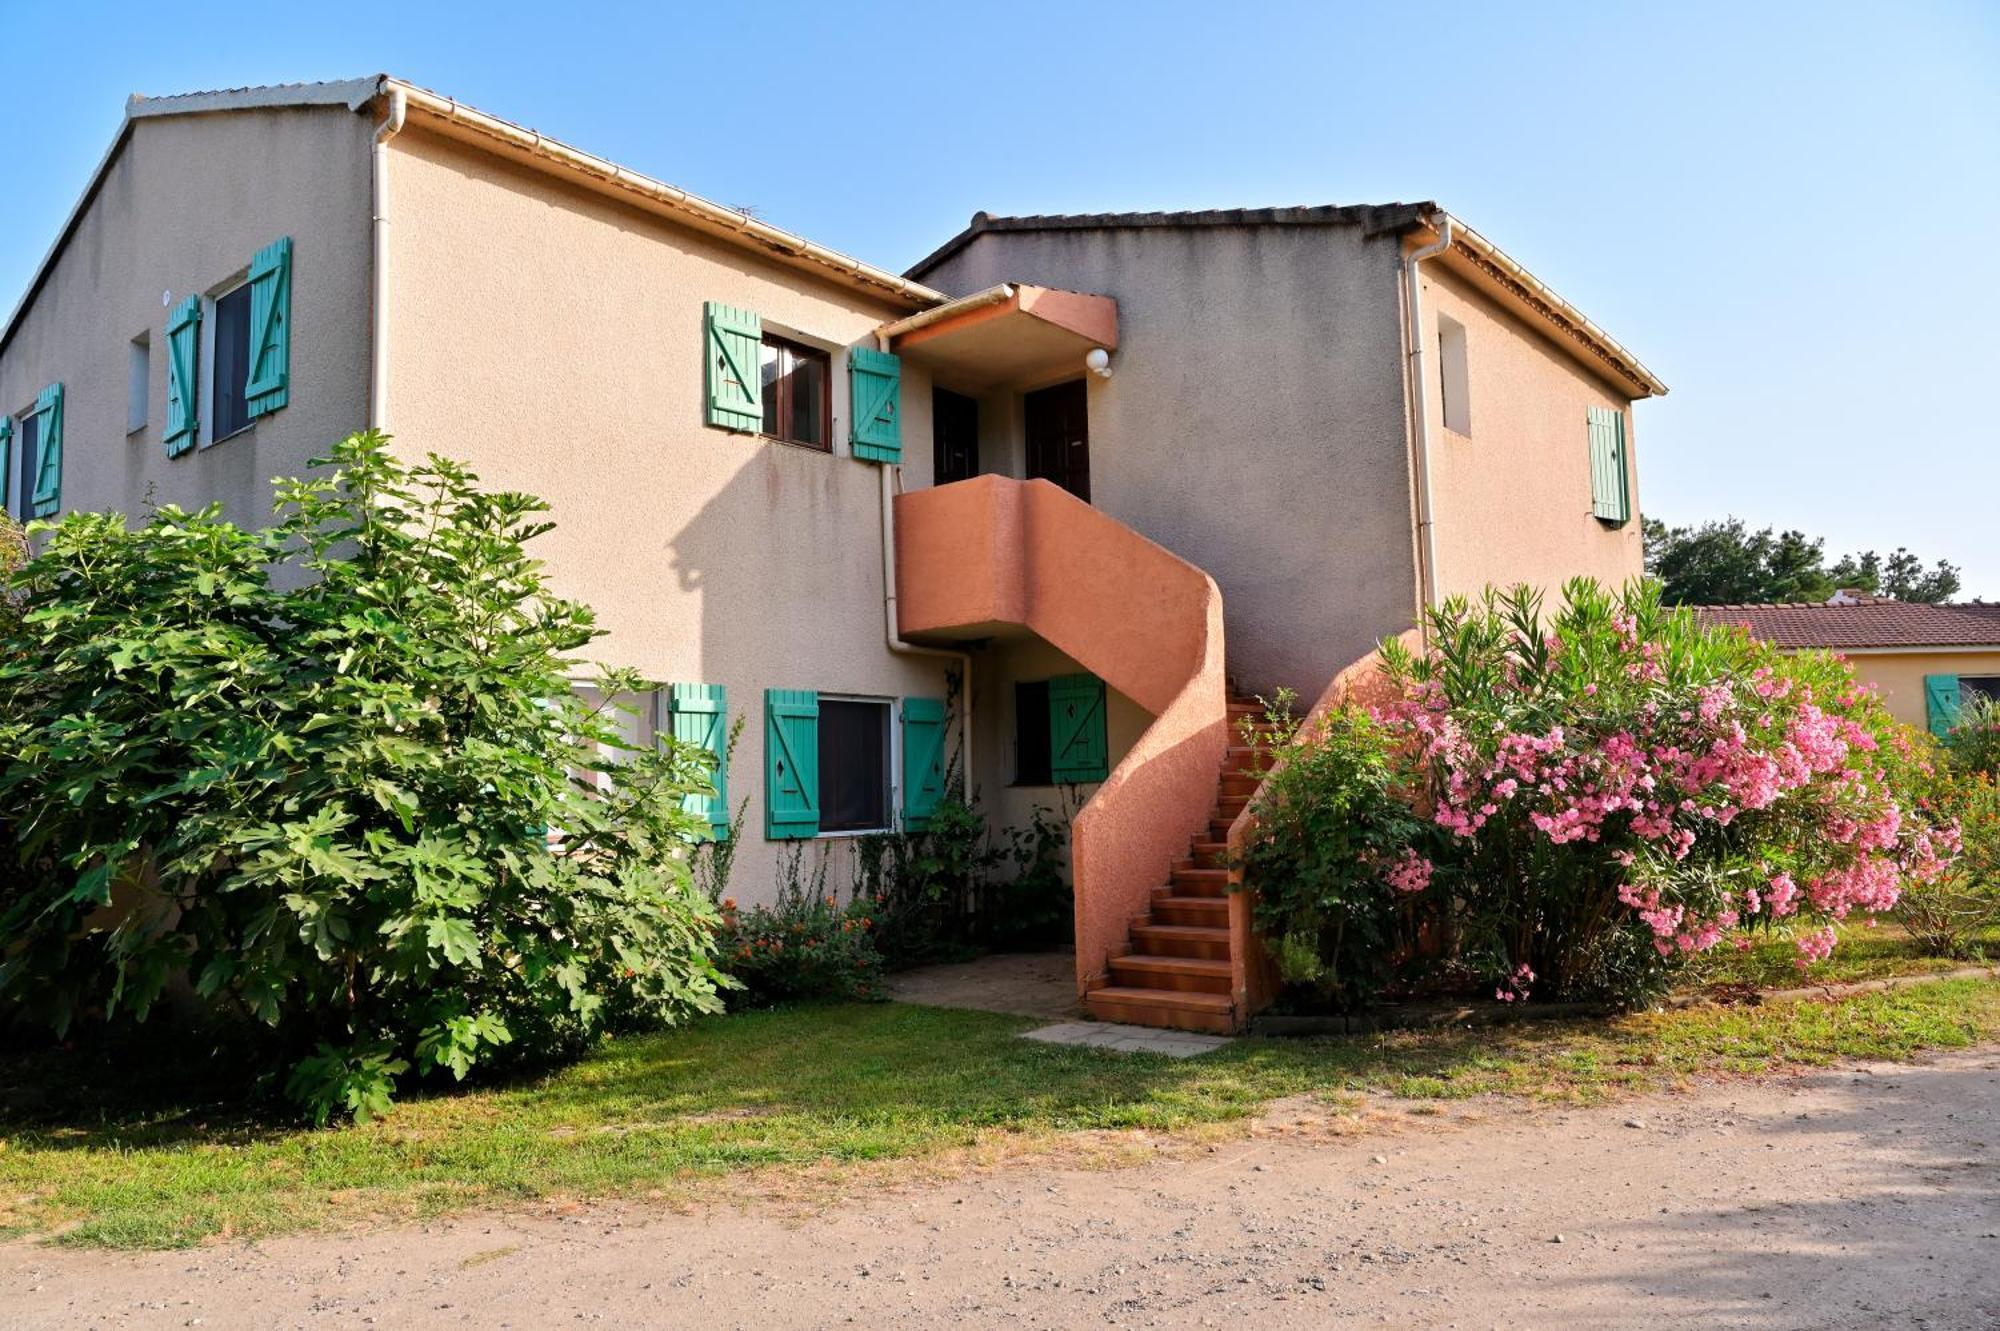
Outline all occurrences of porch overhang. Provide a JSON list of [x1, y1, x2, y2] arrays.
[[877, 284, 1118, 394]]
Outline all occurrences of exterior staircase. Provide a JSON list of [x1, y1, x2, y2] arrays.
[[1082, 697, 1272, 1034]]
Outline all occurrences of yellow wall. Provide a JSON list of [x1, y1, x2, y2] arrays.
[[1829, 650, 2000, 729], [1419, 260, 1645, 604], [386, 124, 949, 904]]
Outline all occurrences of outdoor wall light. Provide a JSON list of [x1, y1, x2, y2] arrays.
[[1085, 347, 1113, 379]]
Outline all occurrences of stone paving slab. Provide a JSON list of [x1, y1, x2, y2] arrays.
[[1021, 1021, 1231, 1058]]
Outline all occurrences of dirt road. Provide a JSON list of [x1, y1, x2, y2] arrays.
[[6, 1048, 1998, 1329]]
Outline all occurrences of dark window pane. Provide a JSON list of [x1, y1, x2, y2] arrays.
[[11, 412, 38, 519], [760, 335, 829, 450], [760, 341, 781, 436], [1964, 676, 2000, 704], [933, 388, 978, 483], [212, 284, 253, 440], [819, 699, 888, 832], [1014, 681, 1052, 785]]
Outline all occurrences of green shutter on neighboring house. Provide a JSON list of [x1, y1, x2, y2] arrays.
[[165, 294, 202, 455], [1925, 674, 1963, 738], [1049, 673, 1109, 783], [28, 383, 63, 518], [245, 237, 292, 418], [765, 688, 820, 839], [848, 346, 902, 462], [670, 683, 731, 840], [900, 696, 947, 831], [1587, 405, 1631, 525], [705, 302, 762, 431]]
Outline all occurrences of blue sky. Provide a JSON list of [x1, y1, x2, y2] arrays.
[[3, 1, 1996, 595]]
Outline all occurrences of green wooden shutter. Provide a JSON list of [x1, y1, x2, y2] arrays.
[[900, 696, 947, 831], [1587, 405, 1630, 525], [670, 683, 730, 840], [245, 237, 292, 418], [0, 417, 10, 511], [1925, 674, 1963, 738], [1048, 673, 1109, 783], [705, 302, 762, 431], [848, 346, 902, 462], [164, 294, 202, 455], [28, 383, 62, 519], [765, 688, 819, 839]]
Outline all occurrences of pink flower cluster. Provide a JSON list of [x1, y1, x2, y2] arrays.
[[1382, 849, 1434, 895], [1376, 639, 1951, 969]]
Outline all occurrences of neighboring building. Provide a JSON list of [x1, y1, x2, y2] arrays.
[[0, 77, 1666, 1030], [1694, 598, 2000, 734]]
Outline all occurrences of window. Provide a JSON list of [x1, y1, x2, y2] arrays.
[[7, 410, 38, 521], [760, 334, 830, 449], [818, 697, 890, 832], [207, 281, 254, 444], [128, 333, 150, 434], [1586, 405, 1630, 525], [1438, 314, 1470, 436], [1963, 676, 2000, 705], [1014, 681, 1053, 785], [933, 387, 979, 483]]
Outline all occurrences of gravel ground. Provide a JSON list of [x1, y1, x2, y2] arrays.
[[6, 1048, 1999, 1330]]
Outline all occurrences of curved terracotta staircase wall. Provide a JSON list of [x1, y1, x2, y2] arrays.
[[1224, 629, 1424, 1015], [894, 476, 1230, 1000]]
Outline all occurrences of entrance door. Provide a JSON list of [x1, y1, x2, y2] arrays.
[[1024, 379, 1090, 502], [932, 388, 979, 484]]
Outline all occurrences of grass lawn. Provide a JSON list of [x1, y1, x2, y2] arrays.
[[1680, 920, 1998, 991], [5, 975, 1999, 1250]]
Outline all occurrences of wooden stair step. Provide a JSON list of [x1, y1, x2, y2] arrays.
[[1219, 773, 1261, 797], [1130, 922, 1233, 960], [1108, 954, 1233, 994], [1150, 895, 1228, 926], [1084, 986, 1236, 1034], [1208, 817, 1237, 840], [1169, 866, 1231, 897], [1216, 796, 1250, 818], [1186, 840, 1229, 867]]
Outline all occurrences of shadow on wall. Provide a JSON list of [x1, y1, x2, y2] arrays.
[[640, 435, 952, 905]]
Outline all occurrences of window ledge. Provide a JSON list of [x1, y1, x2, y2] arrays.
[[201, 423, 256, 450]]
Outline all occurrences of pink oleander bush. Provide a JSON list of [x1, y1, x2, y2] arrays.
[[1242, 579, 1960, 1009]]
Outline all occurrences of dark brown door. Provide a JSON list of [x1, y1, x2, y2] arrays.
[[933, 388, 979, 484], [1024, 379, 1090, 502]]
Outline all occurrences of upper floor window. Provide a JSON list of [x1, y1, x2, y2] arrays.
[[128, 333, 150, 434], [208, 280, 255, 444], [761, 334, 830, 450], [1438, 313, 1470, 436]]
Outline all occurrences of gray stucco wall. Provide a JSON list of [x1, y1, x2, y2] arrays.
[[0, 105, 375, 525], [917, 224, 1420, 700]]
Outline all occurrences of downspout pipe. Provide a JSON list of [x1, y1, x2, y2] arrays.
[[875, 332, 975, 796], [1403, 212, 1452, 631], [369, 84, 407, 432]]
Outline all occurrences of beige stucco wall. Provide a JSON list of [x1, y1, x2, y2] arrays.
[[917, 224, 1420, 702], [1828, 650, 2000, 730], [1419, 260, 1644, 603], [384, 124, 948, 905], [0, 106, 374, 525]]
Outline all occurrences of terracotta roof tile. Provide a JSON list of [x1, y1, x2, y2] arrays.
[[1691, 601, 2000, 650]]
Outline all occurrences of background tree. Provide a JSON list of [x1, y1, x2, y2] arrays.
[[1645, 516, 1962, 605]]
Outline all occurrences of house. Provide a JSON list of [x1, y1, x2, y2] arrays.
[[0, 77, 1665, 1031], [1694, 598, 2000, 735]]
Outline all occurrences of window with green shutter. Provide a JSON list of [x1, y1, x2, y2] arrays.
[[245, 237, 292, 419], [848, 346, 902, 462], [0, 417, 11, 513], [165, 294, 202, 455], [705, 302, 762, 431], [670, 683, 731, 840], [28, 383, 62, 519], [1925, 674, 1962, 738], [1587, 405, 1630, 525], [900, 696, 947, 830], [1049, 673, 1109, 783], [765, 688, 820, 839]]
